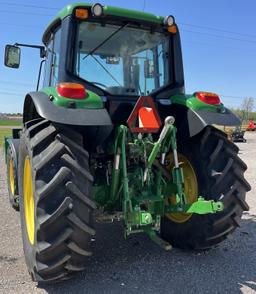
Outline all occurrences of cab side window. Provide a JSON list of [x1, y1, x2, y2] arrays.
[[43, 27, 61, 87], [43, 37, 53, 87], [51, 28, 61, 86]]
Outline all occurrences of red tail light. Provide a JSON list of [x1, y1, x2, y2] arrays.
[[195, 92, 221, 105], [57, 83, 86, 99]]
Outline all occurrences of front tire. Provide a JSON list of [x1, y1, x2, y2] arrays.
[[19, 119, 95, 283], [161, 126, 251, 250]]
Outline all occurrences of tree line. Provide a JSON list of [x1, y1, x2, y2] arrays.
[[231, 97, 256, 122]]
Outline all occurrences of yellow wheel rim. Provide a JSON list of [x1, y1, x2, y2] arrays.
[[166, 153, 198, 223], [23, 156, 35, 245], [9, 159, 15, 195]]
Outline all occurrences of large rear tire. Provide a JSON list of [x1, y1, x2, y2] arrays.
[[18, 119, 95, 283], [161, 126, 251, 250]]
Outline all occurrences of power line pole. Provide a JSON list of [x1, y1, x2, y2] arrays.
[[142, 0, 146, 11]]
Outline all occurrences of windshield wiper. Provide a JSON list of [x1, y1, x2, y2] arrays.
[[82, 22, 129, 60]]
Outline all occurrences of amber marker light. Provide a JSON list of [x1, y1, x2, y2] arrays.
[[75, 8, 89, 20], [168, 25, 177, 33]]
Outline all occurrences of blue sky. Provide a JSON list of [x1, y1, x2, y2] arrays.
[[0, 0, 255, 113]]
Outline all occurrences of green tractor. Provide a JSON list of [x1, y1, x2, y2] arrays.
[[4, 3, 251, 283]]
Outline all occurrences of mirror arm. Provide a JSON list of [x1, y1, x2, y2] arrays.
[[36, 59, 46, 91], [14, 43, 46, 58]]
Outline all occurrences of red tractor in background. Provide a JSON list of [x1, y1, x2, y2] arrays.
[[247, 119, 256, 131]]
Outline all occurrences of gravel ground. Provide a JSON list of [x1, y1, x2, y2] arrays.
[[0, 132, 255, 294]]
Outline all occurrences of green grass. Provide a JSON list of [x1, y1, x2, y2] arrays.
[[0, 129, 12, 147], [0, 120, 22, 126]]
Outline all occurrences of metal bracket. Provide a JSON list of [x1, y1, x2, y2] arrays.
[[166, 197, 224, 214]]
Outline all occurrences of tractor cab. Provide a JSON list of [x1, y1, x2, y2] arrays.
[[5, 3, 184, 127], [41, 4, 184, 125], [55, 5, 183, 91]]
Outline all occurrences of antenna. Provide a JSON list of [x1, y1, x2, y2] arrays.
[[142, 0, 146, 11]]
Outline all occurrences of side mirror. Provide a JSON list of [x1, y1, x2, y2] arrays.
[[4, 45, 21, 68]]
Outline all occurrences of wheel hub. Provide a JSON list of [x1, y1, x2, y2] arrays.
[[23, 156, 35, 245], [166, 153, 198, 223], [9, 159, 15, 195]]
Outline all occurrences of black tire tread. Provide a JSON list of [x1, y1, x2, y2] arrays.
[[56, 134, 89, 159], [67, 241, 92, 257], [66, 182, 96, 209], [61, 154, 94, 182], [19, 119, 95, 283], [161, 126, 251, 250], [6, 146, 19, 211], [37, 228, 73, 255], [38, 197, 72, 229], [195, 127, 250, 248], [34, 142, 65, 172], [36, 254, 71, 274], [37, 167, 71, 202], [67, 213, 96, 236]]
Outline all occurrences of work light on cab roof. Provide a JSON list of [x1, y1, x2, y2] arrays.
[[164, 15, 175, 26], [91, 3, 104, 16]]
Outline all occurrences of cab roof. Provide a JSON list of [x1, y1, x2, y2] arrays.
[[42, 2, 165, 44]]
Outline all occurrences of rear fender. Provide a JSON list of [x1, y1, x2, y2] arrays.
[[23, 92, 113, 148], [157, 102, 240, 141], [23, 91, 113, 127]]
